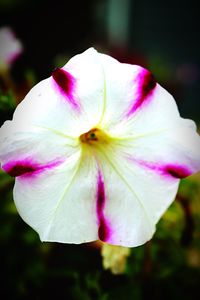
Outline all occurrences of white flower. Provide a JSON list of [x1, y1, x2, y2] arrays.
[[0, 27, 23, 72], [0, 48, 200, 247]]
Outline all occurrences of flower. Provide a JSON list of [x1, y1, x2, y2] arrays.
[[0, 48, 200, 247], [0, 27, 23, 72]]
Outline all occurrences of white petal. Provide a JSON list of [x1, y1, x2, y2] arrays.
[[62, 48, 105, 129], [93, 77, 200, 247], [96, 149, 156, 247], [98, 53, 158, 129], [109, 84, 200, 176], [13, 150, 99, 243], [95, 141, 189, 247], [5, 48, 105, 138], [0, 124, 78, 174], [98, 54, 200, 174]]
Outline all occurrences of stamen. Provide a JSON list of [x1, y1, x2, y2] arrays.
[[80, 128, 110, 146], [80, 128, 98, 143]]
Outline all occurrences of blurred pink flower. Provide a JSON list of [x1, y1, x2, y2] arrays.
[[0, 27, 23, 72]]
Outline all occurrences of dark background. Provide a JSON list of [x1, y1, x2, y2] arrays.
[[0, 0, 199, 120], [0, 0, 200, 299]]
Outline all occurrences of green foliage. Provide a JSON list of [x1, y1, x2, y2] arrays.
[[0, 90, 16, 126], [0, 90, 16, 111]]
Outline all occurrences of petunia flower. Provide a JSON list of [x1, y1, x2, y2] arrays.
[[0, 48, 200, 247], [0, 27, 23, 72]]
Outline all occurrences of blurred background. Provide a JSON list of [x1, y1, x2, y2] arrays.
[[0, 0, 200, 299]]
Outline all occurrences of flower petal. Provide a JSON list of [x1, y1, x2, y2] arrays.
[[96, 149, 156, 247], [0, 124, 78, 174], [102, 65, 200, 176], [96, 115, 200, 247], [3, 48, 105, 138], [123, 120, 200, 178], [13, 150, 99, 243], [109, 86, 200, 177], [97, 53, 158, 128], [60, 48, 105, 129]]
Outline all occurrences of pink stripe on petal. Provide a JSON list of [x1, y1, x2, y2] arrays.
[[164, 164, 192, 179], [52, 68, 80, 111], [126, 70, 156, 117], [2, 159, 63, 178], [96, 170, 111, 242], [98, 217, 110, 242], [128, 157, 192, 180]]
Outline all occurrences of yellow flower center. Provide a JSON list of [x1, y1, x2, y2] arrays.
[[80, 128, 109, 145]]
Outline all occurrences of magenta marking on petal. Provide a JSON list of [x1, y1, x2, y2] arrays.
[[96, 170, 111, 242], [127, 70, 156, 117], [140, 71, 156, 99], [164, 164, 192, 179], [52, 67, 80, 110], [98, 217, 110, 242], [128, 157, 192, 180], [96, 171, 105, 214], [2, 159, 62, 178], [3, 161, 38, 177]]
